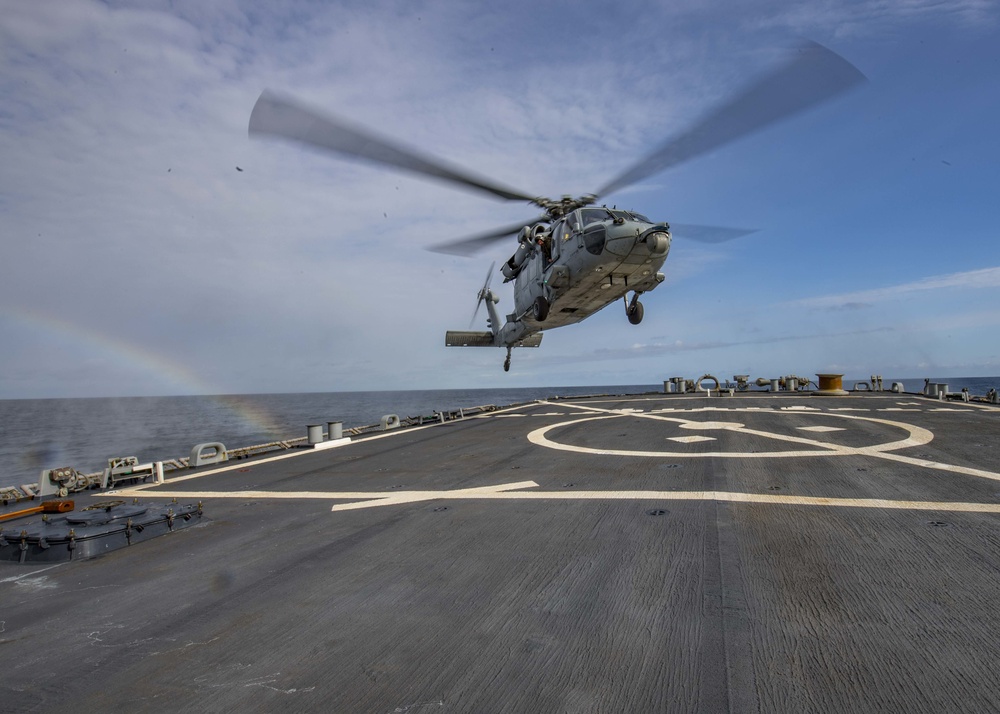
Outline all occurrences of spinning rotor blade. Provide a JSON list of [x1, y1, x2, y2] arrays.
[[250, 91, 538, 203], [427, 217, 547, 256], [669, 223, 757, 243], [596, 41, 867, 198]]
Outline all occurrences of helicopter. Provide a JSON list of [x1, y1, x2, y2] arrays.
[[249, 41, 865, 371]]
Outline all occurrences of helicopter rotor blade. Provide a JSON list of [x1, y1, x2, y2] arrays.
[[427, 217, 547, 256], [482, 260, 495, 293], [250, 91, 538, 203], [596, 41, 867, 198], [669, 223, 757, 243]]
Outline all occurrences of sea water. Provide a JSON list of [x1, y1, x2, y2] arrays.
[[1, 377, 996, 490]]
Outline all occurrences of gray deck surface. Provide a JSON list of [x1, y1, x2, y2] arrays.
[[2, 392, 1000, 712]]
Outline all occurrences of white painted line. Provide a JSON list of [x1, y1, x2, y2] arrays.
[[313, 437, 352, 451], [117, 482, 1000, 515], [679, 421, 745, 431], [668, 436, 716, 444], [797, 426, 845, 433], [107, 404, 541, 496]]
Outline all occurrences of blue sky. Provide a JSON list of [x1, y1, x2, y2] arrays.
[[1, 0, 998, 397]]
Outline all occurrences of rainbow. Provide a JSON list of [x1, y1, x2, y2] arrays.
[[1, 306, 282, 436]]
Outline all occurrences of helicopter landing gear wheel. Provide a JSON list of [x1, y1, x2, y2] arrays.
[[625, 292, 644, 325], [533, 295, 549, 322], [627, 301, 644, 325], [503, 347, 512, 372]]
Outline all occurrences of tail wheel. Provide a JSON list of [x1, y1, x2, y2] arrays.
[[533, 295, 550, 321], [503, 358, 511, 372], [627, 301, 644, 325]]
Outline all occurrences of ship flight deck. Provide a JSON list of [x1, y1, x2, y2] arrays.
[[2, 390, 1000, 712]]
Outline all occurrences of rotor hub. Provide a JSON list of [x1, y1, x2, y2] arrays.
[[531, 194, 596, 219]]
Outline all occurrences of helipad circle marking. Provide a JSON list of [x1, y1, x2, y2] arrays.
[[526, 409, 933, 459]]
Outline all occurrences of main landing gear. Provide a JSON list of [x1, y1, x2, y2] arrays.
[[625, 292, 644, 325]]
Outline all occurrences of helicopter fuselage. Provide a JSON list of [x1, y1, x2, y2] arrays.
[[491, 207, 669, 347]]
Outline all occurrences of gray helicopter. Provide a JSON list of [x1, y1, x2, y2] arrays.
[[249, 41, 865, 371]]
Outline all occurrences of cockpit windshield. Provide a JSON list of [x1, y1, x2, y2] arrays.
[[580, 207, 613, 226]]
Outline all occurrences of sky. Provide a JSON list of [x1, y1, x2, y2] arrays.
[[1, 0, 998, 398]]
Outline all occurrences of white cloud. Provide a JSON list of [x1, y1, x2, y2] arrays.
[[792, 267, 1000, 309]]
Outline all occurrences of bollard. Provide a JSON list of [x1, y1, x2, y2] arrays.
[[697, 374, 720, 396], [787, 377, 798, 392], [154, 462, 164, 484], [307, 425, 324, 445], [815, 374, 849, 397], [663, 381, 674, 394], [328, 421, 343, 440], [190, 443, 228, 468]]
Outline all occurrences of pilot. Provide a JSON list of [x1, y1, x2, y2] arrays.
[[536, 234, 551, 264]]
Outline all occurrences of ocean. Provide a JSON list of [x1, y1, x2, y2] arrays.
[[1, 377, 997, 490]]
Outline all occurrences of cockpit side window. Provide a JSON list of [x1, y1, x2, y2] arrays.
[[565, 211, 580, 233]]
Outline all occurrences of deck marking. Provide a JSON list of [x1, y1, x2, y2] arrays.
[[797, 426, 845, 433], [529, 401, 1000, 483], [105, 397, 1000, 513], [106, 401, 542, 495], [679, 421, 745, 431], [109, 482, 1000, 515], [668, 435, 716, 444]]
